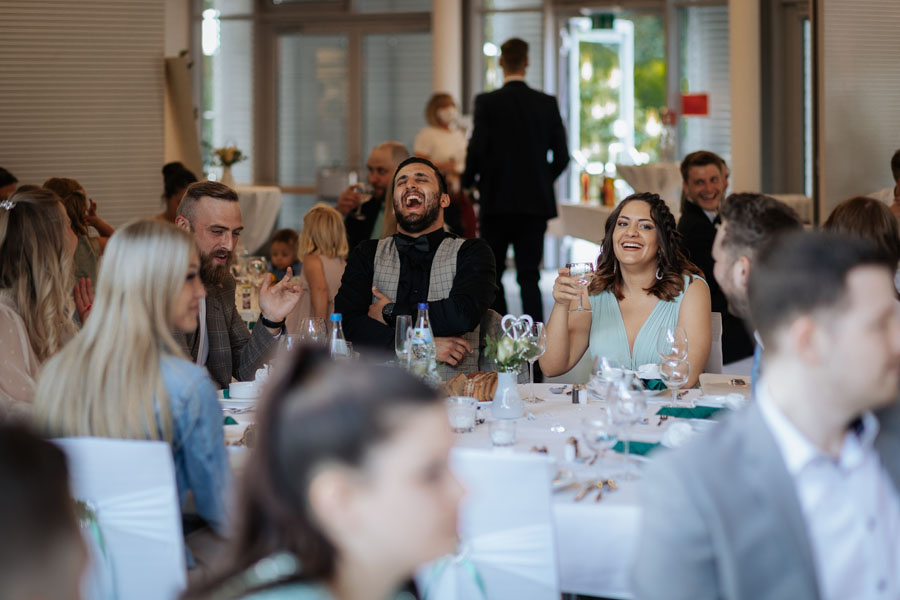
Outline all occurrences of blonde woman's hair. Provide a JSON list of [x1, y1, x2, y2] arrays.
[[297, 203, 349, 259], [0, 188, 76, 362], [35, 220, 195, 442], [43, 178, 90, 236]]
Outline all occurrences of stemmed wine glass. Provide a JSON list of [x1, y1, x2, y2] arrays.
[[247, 256, 267, 288], [660, 358, 691, 405], [523, 322, 548, 402], [394, 315, 412, 367], [566, 262, 594, 312], [581, 409, 619, 478], [610, 375, 648, 479], [587, 355, 626, 402], [352, 183, 374, 220], [298, 317, 328, 347], [656, 326, 689, 361]]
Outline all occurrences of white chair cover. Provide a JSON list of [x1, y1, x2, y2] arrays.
[[55, 437, 186, 600], [705, 311, 724, 374], [419, 449, 560, 600]]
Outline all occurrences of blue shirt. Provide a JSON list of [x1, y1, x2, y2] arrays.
[[160, 355, 231, 536], [269, 260, 302, 281]]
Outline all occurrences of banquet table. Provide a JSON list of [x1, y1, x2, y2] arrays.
[[616, 162, 682, 217], [548, 203, 615, 245], [223, 383, 726, 600], [236, 185, 283, 253]]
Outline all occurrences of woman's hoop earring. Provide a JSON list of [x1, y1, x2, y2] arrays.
[[656, 268, 663, 281]]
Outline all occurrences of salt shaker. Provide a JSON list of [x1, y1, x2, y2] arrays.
[[572, 383, 586, 404], [564, 437, 578, 462]]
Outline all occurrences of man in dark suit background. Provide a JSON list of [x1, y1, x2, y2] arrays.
[[677, 150, 754, 364], [463, 38, 569, 322]]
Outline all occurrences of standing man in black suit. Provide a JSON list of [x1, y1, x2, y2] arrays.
[[463, 38, 569, 322], [677, 150, 754, 364]]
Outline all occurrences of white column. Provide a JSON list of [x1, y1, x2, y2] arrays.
[[728, 0, 762, 191], [432, 0, 463, 101]]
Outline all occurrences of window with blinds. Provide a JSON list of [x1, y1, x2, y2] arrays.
[[678, 4, 731, 164], [0, 1, 165, 226]]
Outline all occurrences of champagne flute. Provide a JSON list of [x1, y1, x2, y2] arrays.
[[656, 326, 689, 361], [566, 262, 594, 312], [660, 358, 691, 405], [352, 183, 374, 220], [394, 315, 412, 367], [523, 322, 548, 402]]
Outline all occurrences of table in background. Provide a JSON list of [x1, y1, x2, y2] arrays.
[[547, 203, 615, 245], [237, 185, 283, 253], [616, 162, 682, 218]]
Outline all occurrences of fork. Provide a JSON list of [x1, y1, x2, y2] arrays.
[[657, 415, 669, 426], [575, 480, 604, 502]]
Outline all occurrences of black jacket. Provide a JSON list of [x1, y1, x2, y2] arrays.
[[462, 81, 569, 219]]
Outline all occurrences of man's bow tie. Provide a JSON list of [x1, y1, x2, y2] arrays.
[[395, 235, 429, 253]]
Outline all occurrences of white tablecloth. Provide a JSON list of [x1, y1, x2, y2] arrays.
[[237, 185, 283, 253], [616, 162, 683, 218], [223, 383, 715, 599], [547, 203, 614, 245]]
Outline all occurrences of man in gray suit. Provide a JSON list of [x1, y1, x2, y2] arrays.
[[175, 181, 301, 389], [634, 232, 900, 599]]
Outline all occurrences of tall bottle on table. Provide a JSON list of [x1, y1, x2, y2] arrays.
[[409, 303, 439, 384], [329, 313, 350, 360]]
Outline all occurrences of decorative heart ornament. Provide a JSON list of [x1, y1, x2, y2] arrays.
[[500, 314, 534, 341]]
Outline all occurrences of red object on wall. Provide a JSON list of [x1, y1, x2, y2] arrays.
[[681, 93, 709, 116]]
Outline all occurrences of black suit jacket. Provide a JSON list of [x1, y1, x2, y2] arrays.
[[677, 201, 754, 363], [462, 81, 569, 219]]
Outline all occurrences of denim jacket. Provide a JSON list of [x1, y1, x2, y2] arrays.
[[160, 354, 231, 536]]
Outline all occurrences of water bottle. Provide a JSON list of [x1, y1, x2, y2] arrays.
[[409, 303, 438, 383], [329, 313, 350, 360]]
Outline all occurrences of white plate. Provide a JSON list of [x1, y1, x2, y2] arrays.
[[221, 399, 256, 410]]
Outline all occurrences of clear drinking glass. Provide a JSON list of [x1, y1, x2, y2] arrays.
[[394, 315, 412, 366], [247, 256, 268, 287], [299, 317, 328, 347], [581, 411, 619, 476], [566, 262, 595, 312], [587, 355, 626, 402], [660, 358, 691, 405], [611, 375, 648, 477], [524, 322, 548, 402], [352, 183, 374, 220], [656, 326, 689, 361]]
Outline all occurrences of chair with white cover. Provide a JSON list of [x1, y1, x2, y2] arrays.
[[54, 437, 186, 600], [418, 448, 560, 600], [704, 311, 723, 374]]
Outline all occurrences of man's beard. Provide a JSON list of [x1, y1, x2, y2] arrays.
[[199, 248, 234, 286], [394, 191, 441, 234]]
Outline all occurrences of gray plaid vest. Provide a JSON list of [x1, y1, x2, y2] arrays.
[[374, 235, 480, 379]]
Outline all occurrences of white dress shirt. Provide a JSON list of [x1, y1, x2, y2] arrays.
[[196, 297, 209, 366], [868, 186, 899, 205], [758, 385, 900, 599]]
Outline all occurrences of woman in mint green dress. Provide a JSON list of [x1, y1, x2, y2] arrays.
[[540, 193, 711, 388], [182, 352, 462, 600]]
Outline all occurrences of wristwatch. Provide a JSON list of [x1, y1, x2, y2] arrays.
[[259, 314, 286, 331], [382, 302, 396, 326]]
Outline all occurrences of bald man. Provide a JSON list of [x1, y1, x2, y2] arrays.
[[337, 141, 410, 251]]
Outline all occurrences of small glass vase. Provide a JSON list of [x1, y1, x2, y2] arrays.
[[491, 371, 523, 419], [220, 165, 235, 189]]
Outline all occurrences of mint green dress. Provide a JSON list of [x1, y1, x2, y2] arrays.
[[588, 274, 705, 370]]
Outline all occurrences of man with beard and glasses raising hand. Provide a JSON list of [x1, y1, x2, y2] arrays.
[[334, 157, 497, 378], [175, 181, 301, 388]]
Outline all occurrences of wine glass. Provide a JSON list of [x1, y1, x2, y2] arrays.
[[566, 262, 594, 312], [299, 317, 328, 347], [523, 322, 548, 402], [394, 315, 412, 367], [610, 375, 648, 478], [351, 183, 374, 220], [660, 358, 691, 405], [581, 410, 619, 477], [587, 355, 626, 402], [656, 326, 689, 361], [247, 256, 267, 288]]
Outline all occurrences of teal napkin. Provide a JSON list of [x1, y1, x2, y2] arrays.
[[656, 405, 722, 419], [642, 379, 667, 391], [612, 441, 661, 456], [224, 416, 238, 425], [222, 389, 231, 399]]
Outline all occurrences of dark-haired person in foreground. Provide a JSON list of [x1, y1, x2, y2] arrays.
[[175, 181, 301, 388], [0, 167, 17, 201], [635, 232, 900, 599], [0, 424, 86, 600], [334, 157, 497, 378], [711, 193, 802, 379], [182, 352, 463, 600]]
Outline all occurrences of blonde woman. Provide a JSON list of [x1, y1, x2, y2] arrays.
[[0, 188, 78, 415], [287, 204, 348, 330], [34, 220, 230, 562], [43, 177, 115, 282]]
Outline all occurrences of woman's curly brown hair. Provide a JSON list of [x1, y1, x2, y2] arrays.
[[588, 192, 702, 301]]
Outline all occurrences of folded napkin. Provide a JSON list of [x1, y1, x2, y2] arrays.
[[656, 405, 723, 420], [222, 389, 230, 400], [612, 441, 661, 456], [224, 416, 238, 426], [642, 379, 667, 391], [660, 422, 695, 448]]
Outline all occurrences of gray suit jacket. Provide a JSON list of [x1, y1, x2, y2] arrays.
[[633, 400, 900, 600], [176, 275, 277, 390]]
